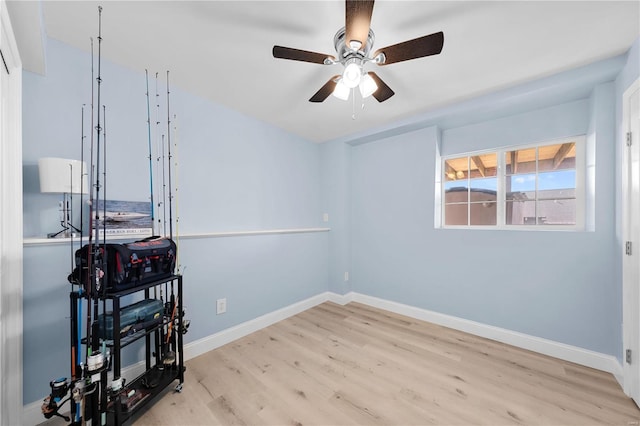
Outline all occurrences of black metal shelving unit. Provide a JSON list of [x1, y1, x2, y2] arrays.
[[69, 274, 184, 425]]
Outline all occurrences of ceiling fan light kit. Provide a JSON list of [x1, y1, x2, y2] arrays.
[[331, 72, 378, 102], [272, 0, 444, 106]]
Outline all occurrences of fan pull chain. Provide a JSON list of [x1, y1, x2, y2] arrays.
[[352, 88, 356, 120]]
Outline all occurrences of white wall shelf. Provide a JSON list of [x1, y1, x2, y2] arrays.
[[23, 227, 331, 246]]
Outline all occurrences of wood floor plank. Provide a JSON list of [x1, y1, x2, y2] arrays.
[[129, 302, 640, 425]]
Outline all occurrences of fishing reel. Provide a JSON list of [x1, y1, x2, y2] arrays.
[[179, 318, 191, 335], [41, 377, 71, 421], [163, 302, 191, 335]]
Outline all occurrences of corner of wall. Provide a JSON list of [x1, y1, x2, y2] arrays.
[[319, 140, 353, 295], [433, 126, 442, 229], [5, 0, 46, 75], [586, 81, 616, 233]]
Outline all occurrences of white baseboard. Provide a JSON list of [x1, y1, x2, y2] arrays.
[[325, 291, 354, 305], [23, 399, 45, 426], [24, 290, 625, 424], [347, 292, 624, 379]]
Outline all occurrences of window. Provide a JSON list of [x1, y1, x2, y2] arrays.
[[441, 137, 584, 229]]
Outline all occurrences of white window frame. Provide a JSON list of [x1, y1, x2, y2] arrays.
[[439, 135, 586, 231]]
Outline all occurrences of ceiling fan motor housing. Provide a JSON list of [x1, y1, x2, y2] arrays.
[[334, 27, 375, 65]]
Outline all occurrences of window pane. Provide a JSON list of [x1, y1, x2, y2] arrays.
[[538, 143, 576, 172], [470, 201, 496, 225], [538, 170, 575, 194], [506, 173, 536, 193], [469, 183, 497, 225], [470, 154, 497, 178], [537, 199, 576, 225], [445, 203, 468, 225], [445, 156, 468, 181], [506, 191, 534, 202], [444, 183, 468, 203], [506, 148, 536, 175], [505, 200, 536, 225], [470, 177, 497, 192]]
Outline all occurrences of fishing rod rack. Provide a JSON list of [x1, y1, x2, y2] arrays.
[[41, 6, 187, 426], [64, 275, 185, 425]]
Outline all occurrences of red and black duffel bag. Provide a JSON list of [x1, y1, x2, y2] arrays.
[[69, 236, 177, 292]]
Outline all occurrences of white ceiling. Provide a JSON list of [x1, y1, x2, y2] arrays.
[[10, 0, 640, 143]]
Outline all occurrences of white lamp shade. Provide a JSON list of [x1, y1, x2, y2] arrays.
[[359, 73, 378, 98], [39, 157, 88, 194], [342, 62, 362, 89], [333, 79, 350, 101]]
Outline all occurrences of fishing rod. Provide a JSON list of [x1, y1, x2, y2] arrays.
[[69, 160, 75, 386], [80, 104, 86, 248], [73, 105, 86, 405], [102, 104, 108, 297], [92, 6, 107, 424], [77, 106, 86, 417], [85, 35, 95, 366], [155, 72, 164, 235], [173, 113, 180, 273], [80, 7, 103, 424], [163, 294, 179, 365], [92, 6, 104, 339], [145, 70, 155, 236], [166, 71, 173, 240], [146, 71, 159, 327], [68, 160, 77, 421], [100, 104, 108, 426], [161, 134, 167, 237], [158, 286, 165, 369], [89, 7, 104, 425], [72, 106, 84, 272]]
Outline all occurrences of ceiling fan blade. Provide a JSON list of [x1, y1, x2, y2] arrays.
[[368, 72, 394, 102], [309, 75, 341, 103], [273, 45, 335, 65], [345, 0, 375, 50], [374, 31, 444, 65]]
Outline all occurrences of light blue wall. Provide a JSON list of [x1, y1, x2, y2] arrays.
[[23, 39, 148, 237], [441, 99, 589, 155], [350, 92, 621, 358], [23, 39, 322, 237], [320, 140, 351, 294], [22, 39, 327, 404]]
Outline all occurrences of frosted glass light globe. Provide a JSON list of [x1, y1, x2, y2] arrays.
[[342, 62, 362, 89]]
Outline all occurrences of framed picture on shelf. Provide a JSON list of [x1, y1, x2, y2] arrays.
[[94, 199, 152, 237]]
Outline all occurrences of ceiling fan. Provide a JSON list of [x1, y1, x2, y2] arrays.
[[272, 0, 444, 103]]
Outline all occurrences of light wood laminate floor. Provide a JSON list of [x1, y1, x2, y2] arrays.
[[129, 302, 639, 425]]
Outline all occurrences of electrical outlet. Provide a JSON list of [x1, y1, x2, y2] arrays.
[[323, 213, 329, 222], [216, 298, 227, 315], [344, 271, 349, 281]]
